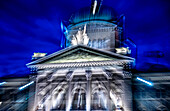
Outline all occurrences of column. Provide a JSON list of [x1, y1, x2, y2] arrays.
[[86, 70, 92, 111], [86, 80, 91, 111], [66, 81, 72, 111], [66, 70, 73, 111], [107, 79, 111, 111]]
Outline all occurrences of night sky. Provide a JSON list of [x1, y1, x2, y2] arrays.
[[0, 0, 170, 77]]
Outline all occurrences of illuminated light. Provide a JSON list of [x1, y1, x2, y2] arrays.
[[32, 53, 47, 57], [61, 21, 64, 32], [93, 0, 97, 15], [61, 21, 68, 33], [137, 77, 153, 86], [126, 38, 136, 48], [19, 81, 34, 90], [60, 21, 67, 48], [0, 82, 6, 86]]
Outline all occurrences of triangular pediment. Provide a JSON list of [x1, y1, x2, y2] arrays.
[[27, 45, 134, 66], [43, 50, 116, 64]]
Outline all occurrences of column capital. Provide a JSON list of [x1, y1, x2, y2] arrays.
[[85, 70, 92, 80], [66, 70, 73, 81], [103, 69, 113, 79]]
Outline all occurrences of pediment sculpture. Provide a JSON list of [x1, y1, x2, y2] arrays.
[[71, 24, 89, 46]]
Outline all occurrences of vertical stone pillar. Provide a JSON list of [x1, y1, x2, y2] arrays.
[[107, 79, 111, 111], [66, 81, 72, 111], [66, 70, 73, 111], [86, 80, 91, 111], [86, 70, 92, 111]]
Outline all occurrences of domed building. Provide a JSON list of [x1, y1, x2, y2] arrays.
[[0, 1, 170, 111], [26, 5, 135, 111], [65, 6, 124, 52]]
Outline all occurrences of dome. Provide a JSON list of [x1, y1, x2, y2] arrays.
[[69, 6, 118, 24]]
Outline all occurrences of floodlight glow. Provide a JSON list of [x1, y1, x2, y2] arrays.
[[19, 81, 34, 90], [126, 39, 136, 48], [137, 77, 153, 86], [0, 82, 6, 86], [93, 0, 97, 15]]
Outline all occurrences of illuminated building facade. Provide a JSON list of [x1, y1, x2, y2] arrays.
[[0, 1, 169, 111], [26, 6, 136, 111], [27, 45, 135, 111]]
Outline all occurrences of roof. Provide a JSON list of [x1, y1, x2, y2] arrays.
[[69, 6, 117, 24]]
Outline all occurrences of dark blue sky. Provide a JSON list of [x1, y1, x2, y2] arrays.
[[0, 0, 170, 77]]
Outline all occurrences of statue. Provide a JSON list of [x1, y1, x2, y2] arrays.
[[71, 24, 89, 46], [71, 35, 78, 46], [83, 24, 89, 45], [76, 28, 83, 44], [115, 47, 131, 55]]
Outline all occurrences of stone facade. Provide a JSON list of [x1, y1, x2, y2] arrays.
[[27, 45, 135, 111]]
